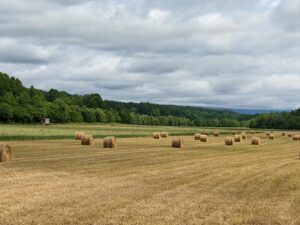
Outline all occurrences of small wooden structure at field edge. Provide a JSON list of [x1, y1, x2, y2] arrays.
[[41, 118, 50, 126]]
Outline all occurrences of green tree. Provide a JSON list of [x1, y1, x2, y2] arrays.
[[47, 99, 70, 123], [69, 105, 84, 122], [95, 108, 106, 122], [83, 94, 104, 109], [0, 103, 13, 121], [81, 107, 96, 122]]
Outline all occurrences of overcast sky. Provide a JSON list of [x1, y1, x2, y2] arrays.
[[0, 0, 300, 110]]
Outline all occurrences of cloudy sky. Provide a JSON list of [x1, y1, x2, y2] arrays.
[[1, 0, 300, 110]]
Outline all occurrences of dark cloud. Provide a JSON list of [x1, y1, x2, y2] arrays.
[[0, 0, 299, 110]]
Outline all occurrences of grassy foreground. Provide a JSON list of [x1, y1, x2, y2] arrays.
[[0, 131, 299, 225]]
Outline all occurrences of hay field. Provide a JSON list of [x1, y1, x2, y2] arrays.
[[0, 131, 300, 225], [0, 124, 251, 141]]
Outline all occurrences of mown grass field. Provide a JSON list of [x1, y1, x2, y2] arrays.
[[0, 124, 254, 141], [0, 125, 299, 225]]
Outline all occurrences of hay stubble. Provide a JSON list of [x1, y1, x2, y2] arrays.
[[0, 133, 299, 225]]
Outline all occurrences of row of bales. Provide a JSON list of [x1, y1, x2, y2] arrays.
[[72, 129, 300, 158], [221, 131, 298, 146], [154, 132, 183, 148], [75, 131, 117, 148], [201, 131, 262, 146], [153, 132, 169, 139], [284, 132, 300, 140], [269, 131, 300, 140], [164, 130, 299, 148], [60, 130, 300, 150], [76, 131, 171, 147], [223, 135, 261, 146], [1, 130, 300, 163], [152, 130, 263, 148], [187, 131, 255, 147]]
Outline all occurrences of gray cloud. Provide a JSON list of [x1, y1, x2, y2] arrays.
[[0, 0, 299, 110], [272, 0, 300, 31]]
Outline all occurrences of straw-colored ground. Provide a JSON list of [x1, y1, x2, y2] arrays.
[[0, 133, 299, 225]]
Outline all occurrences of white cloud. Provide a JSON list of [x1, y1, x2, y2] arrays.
[[272, 0, 300, 31], [0, 0, 299, 110], [148, 9, 170, 24], [190, 13, 236, 32]]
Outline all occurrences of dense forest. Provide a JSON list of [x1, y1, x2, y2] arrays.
[[0, 72, 300, 129], [249, 110, 300, 130]]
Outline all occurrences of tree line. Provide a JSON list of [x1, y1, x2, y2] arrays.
[[1, 71, 299, 129], [249, 110, 300, 130]]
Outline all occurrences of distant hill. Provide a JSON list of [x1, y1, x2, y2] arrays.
[[231, 108, 292, 115], [0, 71, 252, 127], [2, 71, 299, 129]]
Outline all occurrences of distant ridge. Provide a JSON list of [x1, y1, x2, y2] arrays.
[[230, 108, 292, 115], [1, 71, 299, 129], [0, 71, 252, 127]]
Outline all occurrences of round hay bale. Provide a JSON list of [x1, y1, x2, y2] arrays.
[[161, 132, 169, 138], [225, 137, 234, 146], [200, 135, 208, 142], [153, 132, 161, 139], [292, 135, 299, 141], [269, 134, 275, 140], [282, 132, 286, 136], [81, 135, 93, 146], [75, 131, 85, 140], [172, 139, 183, 148], [251, 137, 261, 145], [266, 132, 271, 137], [203, 131, 209, 136], [103, 136, 117, 148], [0, 144, 12, 162], [194, 133, 201, 140], [234, 135, 242, 142], [292, 135, 300, 141], [214, 131, 219, 137], [288, 133, 293, 137], [250, 131, 255, 134], [241, 133, 247, 140]]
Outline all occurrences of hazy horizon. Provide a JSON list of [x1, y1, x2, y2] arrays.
[[1, 0, 300, 110]]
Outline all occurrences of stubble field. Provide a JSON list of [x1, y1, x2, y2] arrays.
[[0, 125, 299, 225]]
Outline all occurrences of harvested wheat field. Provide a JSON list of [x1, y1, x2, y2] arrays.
[[0, 133, 300, 225]]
